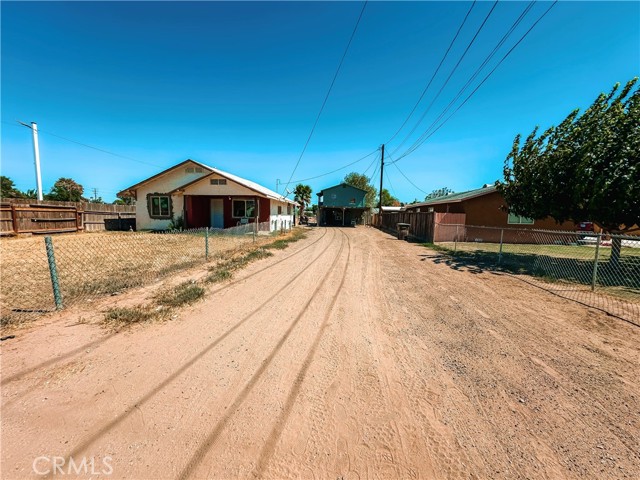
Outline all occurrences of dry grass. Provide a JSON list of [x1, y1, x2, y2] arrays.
[[1, 228, 309, 326], [0, 230, 267, 323]]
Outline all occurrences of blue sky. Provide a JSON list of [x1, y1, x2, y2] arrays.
[[2, 1, 639, 203]]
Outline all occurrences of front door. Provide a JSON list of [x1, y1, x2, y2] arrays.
[[210, 199, 224, 228]]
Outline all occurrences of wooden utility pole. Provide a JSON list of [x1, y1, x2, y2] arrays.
[[378, 144, 385, 226]]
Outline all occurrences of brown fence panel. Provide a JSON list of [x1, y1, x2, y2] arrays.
[[0, 199, 136, 235], [82, 203, 136, 232], [380, 211, 436, 241]]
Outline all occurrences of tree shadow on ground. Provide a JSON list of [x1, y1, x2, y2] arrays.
[[419, 247, 640, 289]]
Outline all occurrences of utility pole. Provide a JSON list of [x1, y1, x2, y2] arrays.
[[276, 179, 281, 194], [92, 188, 98, 201], [18, 121, 44, 200], [378, 144, 385, 225]]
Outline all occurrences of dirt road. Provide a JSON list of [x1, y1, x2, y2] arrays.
[[2, 227, 639, 479]]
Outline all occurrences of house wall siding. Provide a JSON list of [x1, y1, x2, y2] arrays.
[[183, 176, 260, 197], [405, 191, 576, 231], [135, 164, 207, 230], [269, 199, 294, 230], [319, 184, 366, 208]]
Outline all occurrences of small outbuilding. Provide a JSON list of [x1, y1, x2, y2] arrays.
[[317, 183, 368, 227]]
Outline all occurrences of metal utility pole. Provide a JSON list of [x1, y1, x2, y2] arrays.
[[378, 144, 385, 221], [18, 121, 44, 200], [92, 188, 98, 201], [276, 179, 281, 194]]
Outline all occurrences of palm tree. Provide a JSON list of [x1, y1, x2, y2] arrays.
[[293, 184, 312, 224]]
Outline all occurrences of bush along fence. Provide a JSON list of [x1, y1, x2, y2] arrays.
[[0, 221, 280, 325], [426, 223, 640, 326], [0, 199, 136, 235]]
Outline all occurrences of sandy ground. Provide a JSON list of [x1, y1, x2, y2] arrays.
[[1, 227, 639, 479]]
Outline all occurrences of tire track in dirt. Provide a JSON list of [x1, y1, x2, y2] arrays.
[[48, 228, 340, 475], [176, 230, 349, 480], [365, 234, 477, 479], [383, 233, 639, 478], [1, 228, 329, 390], [251, 230, 352, 478]]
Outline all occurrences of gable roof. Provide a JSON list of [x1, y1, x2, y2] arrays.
[[317, 183, 368, 195], [409, 185, 497, 208], [118, 159, 295, 204]]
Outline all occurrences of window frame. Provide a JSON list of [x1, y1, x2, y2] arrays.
[[147, 194, 172, 219], [232, 198, 257, 219], [507, 212, 534, 225]]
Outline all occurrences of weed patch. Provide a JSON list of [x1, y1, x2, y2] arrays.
[[155, 281, 205, 307], [103, 306, 158, 328]]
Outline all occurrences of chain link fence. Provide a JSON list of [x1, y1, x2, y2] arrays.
[[0, 222, 283, 325], [431, 224, 640, 326]]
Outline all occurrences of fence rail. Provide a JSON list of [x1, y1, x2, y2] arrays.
[[0, 199, 136, 235], [429, 223, 640, 326], [0, 222, 278, 325]]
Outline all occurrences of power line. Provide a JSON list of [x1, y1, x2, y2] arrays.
[[283, 0, 368, 193], [288, 148, 377, 184], [362, 150, 380, 178], [385, 151, 428, 195], [394, 0, 536, 162], [8, 120, 160, 168], [368, 156, 380, 185], [390, 1, 499, 157], [384, 169, 397, 198], [394, 1, 557, 162], [385, 0, 477, 145]]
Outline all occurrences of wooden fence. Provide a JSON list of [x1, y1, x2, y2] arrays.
[[379, 211, 466, 242], [0, 199, 136, 235]]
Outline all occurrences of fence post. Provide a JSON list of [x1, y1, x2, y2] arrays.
[[44, 236, 63, 310], [454, 225, 458, 252], [498, 228, 504, 264], [205, 227, 209, 260], [10, 204, 18, 234], [591, 232, 601, 291]]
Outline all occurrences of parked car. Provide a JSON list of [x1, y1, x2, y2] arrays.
[[577, 221, 595, 240]]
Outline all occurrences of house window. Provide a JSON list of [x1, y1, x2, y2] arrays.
[[278, 206, 282, 215], [186, 167, 204, 173], [148, 195, 171, 218], [210, 178, 227, 185], [287, 204, 292, 215], [233, 199, 256, 218], [508, 213, 534, 225]]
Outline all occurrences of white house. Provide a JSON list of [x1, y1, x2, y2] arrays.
[[118, 159, 296, 231]]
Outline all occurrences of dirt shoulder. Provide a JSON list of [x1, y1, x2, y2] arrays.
[[1, 227, 638, 479]]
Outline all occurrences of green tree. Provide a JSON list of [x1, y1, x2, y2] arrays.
[[344, 172, 377, 208], [497, 78, 640, 263], [114, 194, 135, 205], [381, 188, 400, 206], [293, 184, 312, 223], [47, 177, 86, 202], [0, 176, 24, 198], [23, 189, 38, 199], [425, 187, 454, 201]]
